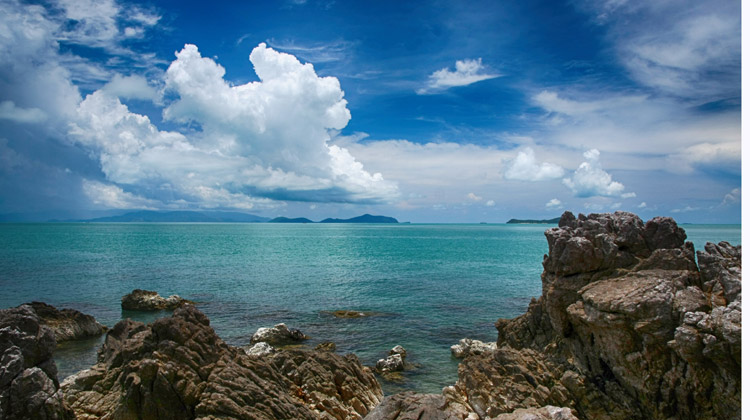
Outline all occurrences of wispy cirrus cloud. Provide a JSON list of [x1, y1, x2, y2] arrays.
[[417, 58, 500, 94]]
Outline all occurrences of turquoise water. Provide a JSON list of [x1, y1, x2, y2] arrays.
[[0, 223, 740, 394]]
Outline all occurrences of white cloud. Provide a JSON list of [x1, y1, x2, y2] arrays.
[[417, 58, 500, 94], [545, 198, 562, 209], [467, 192, 482, 201], [485, 200, 495, 207], [637, 201, 647, 208], [504, 147, 564, 181], [610, 202, 622, 210], [720, 188, 740, 206], [101, 74, 159, 102], [68, 43, 398, 210], [667, 141, 741, 174], [578, 0, 740, 101], [82, 179, 158, 209], [671, 205, 699, 213], [0, 101, 47, 123], [562, 149, 633, 198]]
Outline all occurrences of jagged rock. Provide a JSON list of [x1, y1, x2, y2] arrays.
[[251, 323, 309, 346], [363, 391, 475, 420], [375, 346, 407, 373], [0, 305, 74, 419], [366, 212, 741, 420], [450, 338, 497, 359], [121, 288, 194, 311], [62, 305, 381, 419], [23, 301, 107, 342], [245, 341, 276, 357]]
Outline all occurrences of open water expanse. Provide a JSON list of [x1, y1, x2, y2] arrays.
[[0, 222, 740, 394]]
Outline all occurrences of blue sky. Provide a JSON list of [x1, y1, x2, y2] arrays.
[[0, 0, 741, 222]]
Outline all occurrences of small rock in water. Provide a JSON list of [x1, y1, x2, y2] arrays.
[[244, 342, 275, 357], [314, 341, 336, 352], [376, 345, 407, 373], [121, 289, 193, 311], [450, 338, 497, 359], [251, 323, 310, 346], [327, 310, 375, 318]]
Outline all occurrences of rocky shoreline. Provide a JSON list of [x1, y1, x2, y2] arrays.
[[0, 212, 741, 419]]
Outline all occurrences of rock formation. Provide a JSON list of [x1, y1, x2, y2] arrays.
[[121, 289, 194, 311], [62, 304, 382, 419], [450, 338, 496, 359], [375, 346, 407, 373], [0, 304, 74, 419], [250, 322, 309, 346], [366, 211, 741, 420], [24, 301, 107, 342]]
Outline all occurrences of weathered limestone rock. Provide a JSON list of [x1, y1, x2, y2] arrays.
[[450, 338, 497, 359], [24, 301, 107, 342], [62, 305, 382, 419], [0, 305, 74, 419], [250, 323, 309, 346], [244, 341, 276, 357], [375, 346, 407, 373], [367, 212, 741, 420], [121, 288, 194, 311]]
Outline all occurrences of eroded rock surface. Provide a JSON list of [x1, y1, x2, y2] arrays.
[[368, 212, 741, 420], [251, 323, 309, 346], [63, 304, 382, 420], [121, 288, 194, 311], [25, 301, 107, 342], [450, 338, 496, 359], [0, 304, 74, 419]]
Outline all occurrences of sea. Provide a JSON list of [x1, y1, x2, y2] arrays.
[[0, 222, 740, 394]]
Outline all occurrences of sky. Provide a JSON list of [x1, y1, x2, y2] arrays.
[[0, 0, 741, 223]]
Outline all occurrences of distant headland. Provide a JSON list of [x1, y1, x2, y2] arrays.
[[69, 210, 399, 224], [506, 217, 561, 224]]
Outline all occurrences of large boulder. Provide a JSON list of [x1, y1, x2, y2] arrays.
[[62, 304, 382, 419], [24, 301, 107, 342], [0, 305, 74, 419], [250, 323, 309, 346], [121, 289, 194, 311]]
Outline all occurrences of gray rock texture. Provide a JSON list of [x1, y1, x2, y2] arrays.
[[25, 301, 107, 342], [62, 304, 382, 419], [367, 212, 741, 420], [450, 338, 497, 359], [0, 304, 74, 419], [121, 288, 194, 311], [250, 323, 309, 346]]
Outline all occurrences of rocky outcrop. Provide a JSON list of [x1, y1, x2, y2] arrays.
[[121, 289, 194, 311], [367, 212, 741, 420], [375, 346, 407, 373], [24, 301, 107, 342], [251, 323, 309, 346], [0, 304, 74, 419], [244, 341, 276, 357], [62, 304, 382, 419], [450, 338, 497, 359]]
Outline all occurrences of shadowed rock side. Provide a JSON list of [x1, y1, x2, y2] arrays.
[[62, 304, 383, 420], [25, 301, 107, 343], [0, 304, 75, 419], [365, 211, 741, 420]]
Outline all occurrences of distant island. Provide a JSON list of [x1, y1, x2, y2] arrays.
[[71, 211, 399, 224], [506, 217, 561, 224], [270, 214, 399, 224]]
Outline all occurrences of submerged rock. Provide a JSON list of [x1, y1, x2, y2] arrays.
[[450, 338, 496, 359], [0, 304, 74, 419], [62, 305, 382, 419], [251, 323, 309, 346], [367, 212, 741, 420], [120, 288, 193, 311], [327, 310, 377, 319], [315, 341, 337, 352], [24, 301, 107, 343]]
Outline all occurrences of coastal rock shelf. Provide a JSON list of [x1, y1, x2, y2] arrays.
[[365, 211, 741, 420], [62, 305, 382, 419]]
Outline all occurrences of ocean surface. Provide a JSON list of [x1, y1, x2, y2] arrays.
[[0, 222, 740, 394]]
